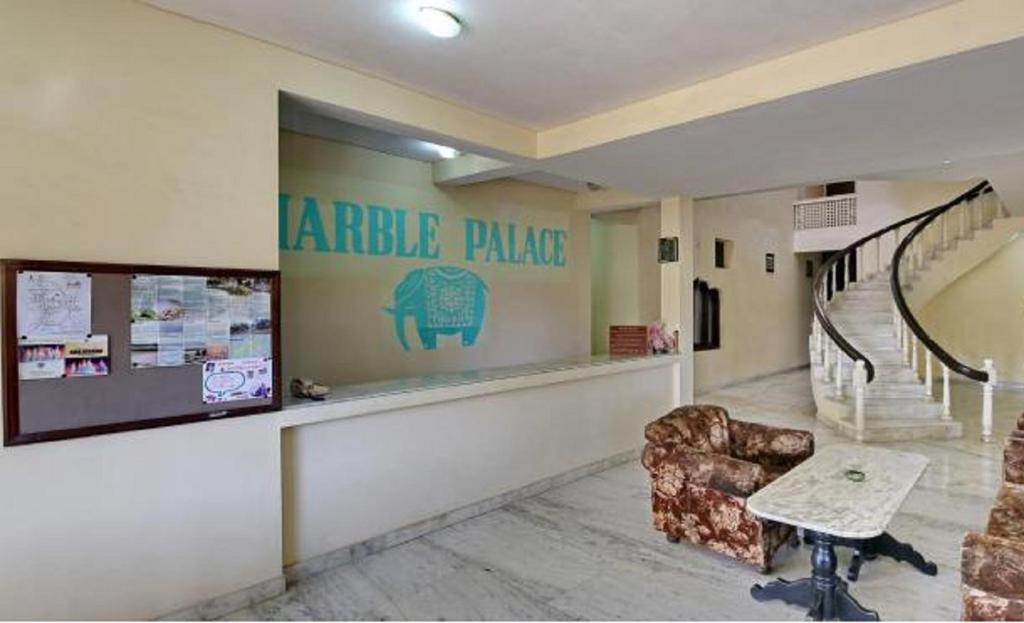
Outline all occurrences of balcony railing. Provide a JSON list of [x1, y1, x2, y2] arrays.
[[794, 194, 857, 231]]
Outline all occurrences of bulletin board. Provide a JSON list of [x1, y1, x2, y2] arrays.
[[2, 259, 282, 446]]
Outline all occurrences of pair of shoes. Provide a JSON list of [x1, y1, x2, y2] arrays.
[[290, 378, 330, 401]]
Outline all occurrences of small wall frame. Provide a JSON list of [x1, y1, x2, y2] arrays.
[[658, 237, 679, 263], [2, 259, 282, 446]]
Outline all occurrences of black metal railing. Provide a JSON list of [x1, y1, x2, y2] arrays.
[[890, 180, 992, 383], [811, 179, 991, 384]]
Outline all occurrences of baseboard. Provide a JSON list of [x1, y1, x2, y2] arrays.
[[157, 575, 286, 621], [283, 446, 643, 584], [696, 363, 811, 396]]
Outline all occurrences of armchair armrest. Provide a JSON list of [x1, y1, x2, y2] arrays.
[[728, 419, 814, 471], [962, 531, 1024, 601], [649, 447, 767, 498], [1005, 436, 1024, 485]]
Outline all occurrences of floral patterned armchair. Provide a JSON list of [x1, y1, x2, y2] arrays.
[[961, 415, 1024, 620], [641, 404, 814, 572]]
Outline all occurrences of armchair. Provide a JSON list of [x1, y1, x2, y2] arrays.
[[642, 404, 814, 571], [962, 415, 1024, 620]]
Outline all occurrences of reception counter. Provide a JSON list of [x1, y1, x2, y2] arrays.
[[279, 354, 682, 579], [281, 354, 681, 426]]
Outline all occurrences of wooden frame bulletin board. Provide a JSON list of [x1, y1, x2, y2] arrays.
[[2, 259, 282, 446]]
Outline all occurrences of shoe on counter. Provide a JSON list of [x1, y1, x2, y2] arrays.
[[290, 378, 330, 401]]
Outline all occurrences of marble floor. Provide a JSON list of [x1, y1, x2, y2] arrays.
[[225, 370, 1024, 621]]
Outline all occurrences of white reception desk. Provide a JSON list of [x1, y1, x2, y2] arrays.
[[278, 354, 682, 578]]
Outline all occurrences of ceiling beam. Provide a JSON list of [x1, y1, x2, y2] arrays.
[[537, 0, 1024, 158], [432, 153, 530, 186]]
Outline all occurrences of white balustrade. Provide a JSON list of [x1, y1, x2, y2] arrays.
[[893, 303, 901, 341], [924, 351, 933, 397], [902, 321, 910, 364], [982, 359, 997, 443], [834, 350, 844, 399], [793, 194, 857, 230], [942, 364, 951, 419], [911, 333, 919, 376], [823, 340, 832, 382], [815, 321, 823, 363], [854, 360, 867, 442]]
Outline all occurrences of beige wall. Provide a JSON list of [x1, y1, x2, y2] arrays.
[[589, 207, 660, 354], [0, 0, 529, 618], [920, 235, 1024, 384], [280, 132, 590, 385], [694, 188, 814, 392]]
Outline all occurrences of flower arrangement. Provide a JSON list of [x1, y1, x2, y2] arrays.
[[648, 321, 678, 355]]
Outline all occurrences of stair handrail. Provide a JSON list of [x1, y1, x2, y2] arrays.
[[890, 179, 993, 384], [811, 193, 970, 384]]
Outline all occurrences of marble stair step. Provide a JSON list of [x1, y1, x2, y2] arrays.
[[849, 282, 891, 292], [824, 366, 919, 385], [833, 292, 891, 303], [863, 398, 944, 419], [830, 300, 893, 312], [848, 335, 901, 349], [866, 384, 934, 399], [831, 324, 897, 338], [856, 418, 962, 442]]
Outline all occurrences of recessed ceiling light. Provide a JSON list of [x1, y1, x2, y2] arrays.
[[417, 6, 462, 38], [942, 159, 953, 165], [433, 144, 459, 159]]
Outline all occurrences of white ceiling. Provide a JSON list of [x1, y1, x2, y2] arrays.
[[539, 36, 1024, 198], [146, 0, 954, 129]]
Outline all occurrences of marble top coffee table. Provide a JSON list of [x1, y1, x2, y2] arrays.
[[747, 444, 931, 621]]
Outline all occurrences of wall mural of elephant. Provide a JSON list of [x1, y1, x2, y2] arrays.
[[384, 266, 488, 351]]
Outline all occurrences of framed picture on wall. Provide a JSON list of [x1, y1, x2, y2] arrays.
[[658, 237, 679, 263], [765, 253, 775, 274]]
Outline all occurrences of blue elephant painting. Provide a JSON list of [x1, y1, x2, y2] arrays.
[[385, 266, 488, 351]]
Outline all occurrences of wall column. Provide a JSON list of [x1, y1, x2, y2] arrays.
[[660, 196, 695, 404]]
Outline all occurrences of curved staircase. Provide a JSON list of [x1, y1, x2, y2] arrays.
[[811, 271, 960, 441], [809, 180, 1014, 442]]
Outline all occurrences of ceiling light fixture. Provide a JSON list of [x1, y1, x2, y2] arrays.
[[942, 159, 953, 165], [417, 6, 463, 38]]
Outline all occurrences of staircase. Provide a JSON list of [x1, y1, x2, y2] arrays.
[[811, 271, 960, 441], [808, 180, 1012, 442]]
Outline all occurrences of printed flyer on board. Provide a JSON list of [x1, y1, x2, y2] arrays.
[[202, 357, 273, 404], [131, 275, 272, 368], [18, 335, 110, 380]]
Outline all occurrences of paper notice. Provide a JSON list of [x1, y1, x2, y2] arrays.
[[18, 340, 66, 380], [202, 357, 273, 404], [17, 271, 91, 339], [64, 334, 110, 377]]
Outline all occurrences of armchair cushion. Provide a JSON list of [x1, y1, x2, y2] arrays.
[[651, 447, 767, 498], [1005, 437, 1024, 486], [963, 531, 1024, 603], [963, 588, 1024, 622], [728, 419, 815, 472], [988, 483, 1024, 541]]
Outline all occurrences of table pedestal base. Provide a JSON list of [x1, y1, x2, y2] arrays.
[[752, 531, 879, 621], [846, 532, 938, 582]]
